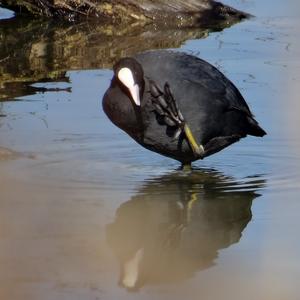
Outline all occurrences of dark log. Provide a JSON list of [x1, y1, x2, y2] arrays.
[[1, 0, 250, 24]]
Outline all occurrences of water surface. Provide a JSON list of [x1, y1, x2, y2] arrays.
[[0, 1, 300, 299]]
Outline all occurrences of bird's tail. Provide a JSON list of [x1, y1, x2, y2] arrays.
[[247, 116, 266, 137]]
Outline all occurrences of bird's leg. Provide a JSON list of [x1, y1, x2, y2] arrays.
[[180, 162, 192, 171], [149, 80, 205, 158], [186, 192, 198, 223], [182, 123, 205, 158]]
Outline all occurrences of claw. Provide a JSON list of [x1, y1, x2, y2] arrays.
[[153, 102, 165, 115], [149, 80, 162, 97], [164, 82, 178, 117], [178, 110, 184, 122], [157, 95, 168, 109], [164, 116, 176, 127], [172, 127, 182, 141]]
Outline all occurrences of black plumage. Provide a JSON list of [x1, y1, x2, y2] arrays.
[[103, 50, 266, 165]]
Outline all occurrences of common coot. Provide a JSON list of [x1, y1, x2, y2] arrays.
[[103, 50, 266, 167]]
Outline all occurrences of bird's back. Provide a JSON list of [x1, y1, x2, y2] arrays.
[[135, 50, 252, 116]]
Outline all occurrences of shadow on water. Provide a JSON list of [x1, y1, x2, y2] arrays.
[[106, 169, 265, 291], [0, 15, 242, 100]]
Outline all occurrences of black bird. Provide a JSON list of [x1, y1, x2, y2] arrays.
[[103, 50, 266, 167]]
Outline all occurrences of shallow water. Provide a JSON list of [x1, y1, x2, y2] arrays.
[[0, 1, 300, 299]]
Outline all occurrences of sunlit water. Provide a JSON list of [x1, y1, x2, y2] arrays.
[[0, 1, 300, 299]]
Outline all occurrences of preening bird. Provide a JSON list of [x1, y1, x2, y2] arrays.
[[103, 50, 266, 168]]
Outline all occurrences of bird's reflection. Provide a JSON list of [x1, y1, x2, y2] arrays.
[[106, 169, 265, 291]]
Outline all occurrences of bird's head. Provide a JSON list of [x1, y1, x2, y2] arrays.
[[113, 57, 144, 107]]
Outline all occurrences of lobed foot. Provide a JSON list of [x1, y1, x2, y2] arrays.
[[149, 80, 204, 158]]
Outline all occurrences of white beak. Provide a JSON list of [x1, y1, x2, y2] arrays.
[[128, 83, 140, 106], [118, 67, 141, 106], [122, 248, 144, 289]]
